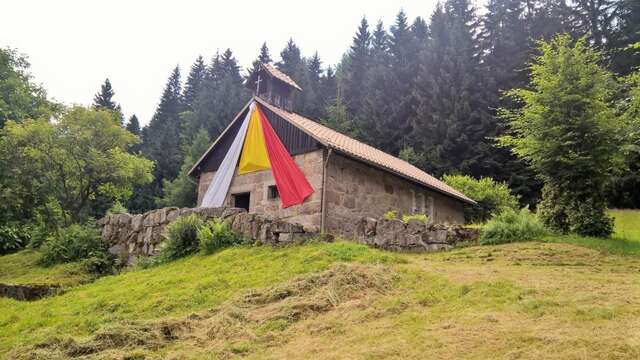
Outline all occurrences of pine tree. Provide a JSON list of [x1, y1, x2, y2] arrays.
[[182, 56, 207, 111], [481, 0, 542, 205], [142, 66, 184, 189], [247, 42, 273, 80], [187, 49, 249, 141], [126, 114, 141, 136], [158, 128, 211, 207], [571, 0, 618, 48], [341, 17, 371, 115], [411, 0, 493, 177], [357, 20, 391, 148], [93, 79, 117, 110], [383, 10, 420, 155], [93, 78, 124, 123], [608, 0, 640, 75]]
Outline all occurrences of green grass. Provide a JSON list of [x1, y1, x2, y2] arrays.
[[0, 241, 400, 354], [541, 209, 640, 256], [610, 209, 640, 241], [0, 250, 91, 286]]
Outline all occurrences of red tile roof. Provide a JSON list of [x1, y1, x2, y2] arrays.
[[254, 97, 475, 204]]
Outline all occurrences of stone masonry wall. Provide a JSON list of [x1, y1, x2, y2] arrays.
[[99, 207, 325, 264], [325, 153, 465, 237], [197, 149, 324, 229], [354, 217, 480, 251]]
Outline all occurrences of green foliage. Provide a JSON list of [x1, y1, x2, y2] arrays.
[[106, 201, 128, 215], [401, 213, 429, 224], [158, 214, 204, 262], [0, 48, 58, 128], [383, 210, 398, 220], [0, 106, 154, 227], [39, 223, 111, 269], [197, 218, 242, 254], [443, 174, 519, 223], [481, 208, 548, 245], [158, 128, 210, 208], [499, 35, 623, 237], [0, 225, 30, 255]]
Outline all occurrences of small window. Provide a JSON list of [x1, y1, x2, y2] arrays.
[[267, 185, 279, 200], [233, 192, 250, 211]]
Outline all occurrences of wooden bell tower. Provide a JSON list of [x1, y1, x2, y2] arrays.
[[247, 63, 302, 112]]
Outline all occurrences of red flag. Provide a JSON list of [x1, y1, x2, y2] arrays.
[[256, 105, 314, 208]]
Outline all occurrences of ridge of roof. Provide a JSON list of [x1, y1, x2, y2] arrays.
[[261, 63, 302, 91], [253, 97, 476, 205]]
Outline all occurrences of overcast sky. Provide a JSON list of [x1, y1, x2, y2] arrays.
[[1, 0, 482, 125]]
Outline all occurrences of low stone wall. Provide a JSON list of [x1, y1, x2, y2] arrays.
[[98, 207, 325, 263], [354, 217, 479, 251], [0, 283, 61, 301]]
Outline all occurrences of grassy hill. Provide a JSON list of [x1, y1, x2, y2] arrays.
[[1, 211, 639, 359]]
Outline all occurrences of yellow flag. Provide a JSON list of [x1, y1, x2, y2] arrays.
[[238, 108, 271, 174]]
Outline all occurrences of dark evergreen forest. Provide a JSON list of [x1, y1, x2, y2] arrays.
[[118, 0, 640, 212]]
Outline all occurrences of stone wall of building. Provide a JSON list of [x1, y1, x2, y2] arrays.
[[324, 153, 465, 237], [197, 149, 324, 229], [98, 207, 325, 264], [354, 217, 479, 251]]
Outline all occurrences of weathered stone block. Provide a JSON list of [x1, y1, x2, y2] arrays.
[[131, 214, 143, 231]]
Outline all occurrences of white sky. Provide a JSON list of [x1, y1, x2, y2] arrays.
[[1, 0, 481, 125]]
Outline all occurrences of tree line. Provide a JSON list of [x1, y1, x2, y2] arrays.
[[112, 0, 638, 214]]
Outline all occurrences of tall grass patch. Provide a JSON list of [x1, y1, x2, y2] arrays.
[[481, 208, 548, 245]]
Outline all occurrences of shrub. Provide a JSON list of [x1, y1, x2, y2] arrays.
[[0, 225, 30, 255], [401, 213, 429, 224], [106, 201, 128, 215], [443, 174, 519, 223], [198, 218, 241, 254], [81, 251, 117, 275], [158, 214, 204, 262], [383, 210, 398, 220], [39, 223, 111, 268], [538, 184, 614, 237], [481, 208, 548, 245]]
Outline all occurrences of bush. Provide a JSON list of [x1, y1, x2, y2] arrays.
[[383, 210, 398, 220], [158, 214, 204, 262], [106, 201, 128, 215], [402, 213, 429, 224], [481, 208, 548, 245], [198, 218, 242, 254], [538, 184, 614, 237], [443, 175, 519, 223], [39, 223, 111, 268], [0, 225, 30, 255]]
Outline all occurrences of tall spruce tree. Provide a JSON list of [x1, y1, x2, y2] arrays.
[[411, 0, 492, 176], [182, 56, 207, 112], [247, 42, 273, 79], [158, 128, 211, 208], [140, 66, 184, 207], [93, 78, 124, 123], [187, 49, 249, 141], [126, 114, 142, 154], [608, 0, 640, 75], [358, 20, 391, 147], [342, 17, 371, 116], [481, 0, 542, 205]]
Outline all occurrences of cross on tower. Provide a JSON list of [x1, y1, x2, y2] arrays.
[[255, 74, 262, 95]]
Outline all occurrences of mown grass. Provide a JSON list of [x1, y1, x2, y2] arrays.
[[0, 249, 91, 286], [0, 241, 401, 354]]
